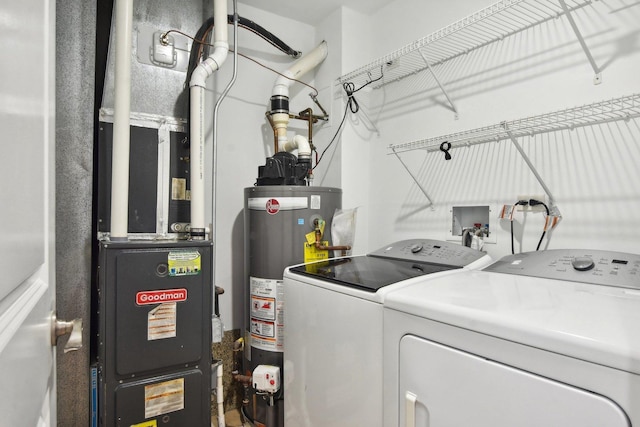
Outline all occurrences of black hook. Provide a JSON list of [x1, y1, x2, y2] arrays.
[[440, 141, 452, 160]]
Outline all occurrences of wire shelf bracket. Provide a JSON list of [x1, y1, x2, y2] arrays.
[[558, 0, 602, 85], [418, 48, 459, 120], [503, 122, 557, 207], [391, 147, 435, 209]]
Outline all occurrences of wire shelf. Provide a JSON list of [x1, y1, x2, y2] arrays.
[[388, 94, 640, 154], [338, 0, 593, 88]]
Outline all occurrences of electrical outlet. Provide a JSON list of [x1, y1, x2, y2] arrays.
[[517, 194, 547, 212]]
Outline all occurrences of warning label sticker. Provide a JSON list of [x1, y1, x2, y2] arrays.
[[251, 295, 275, 321], [168, 251, 201, 276], [131, 420, 157, 427], [148, 303, 177, 341], [144, 378, 184, 419], [249, 277, 284, 352], [250, 318, 275, 338]]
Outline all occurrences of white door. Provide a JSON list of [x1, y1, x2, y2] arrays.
[[0, 0, 57, 426]]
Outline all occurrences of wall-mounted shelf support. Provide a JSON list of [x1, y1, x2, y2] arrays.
[[418, 49, 459, 120], [391, 147, 435, 208], [558, 0, 602, 85], [339, 0, 594, 91], [502, 122, 557, 207], [388, 94, 640, 215]]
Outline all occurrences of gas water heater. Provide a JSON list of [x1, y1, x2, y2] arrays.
[[244, 184, 341, 426]]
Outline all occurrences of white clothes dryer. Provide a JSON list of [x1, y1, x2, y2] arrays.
[[282, 239, 492, 427], [383, 249, 640, 427]]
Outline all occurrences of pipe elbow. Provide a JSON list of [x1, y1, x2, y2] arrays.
[[281, 134, 311, 159], [189, 45, 229, 88], [271, 41, 328, 98]]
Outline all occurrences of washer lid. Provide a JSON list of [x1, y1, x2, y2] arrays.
[[288, 239, 486, 292], [384, 269, 640, 375], [288, 256, 460, 292]]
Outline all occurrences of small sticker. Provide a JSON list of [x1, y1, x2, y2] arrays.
[[148, 303, 177, 341], [310, 195, 321, 209], [297, 218, 304, 225], [168, 251, 201, 276], [144, 378, 184, 419], [131, 421, 157, 427], [171, 177, 187, 201]]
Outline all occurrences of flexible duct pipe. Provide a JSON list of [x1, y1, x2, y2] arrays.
[[110, 0, 134, 240], [189, 0, 229, 239], [270, 41, 328, 151]]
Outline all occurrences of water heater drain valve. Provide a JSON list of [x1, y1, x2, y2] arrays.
[[253, 365, 280, 393]]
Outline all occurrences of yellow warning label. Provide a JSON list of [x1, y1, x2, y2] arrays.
[[305, 219, 326, 244], [304, 242, 330, 273], [305, 231, 316, 245], [131, 420, 157, 427], [167, 251, 201, 276]]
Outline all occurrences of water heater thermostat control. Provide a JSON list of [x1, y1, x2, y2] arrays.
[[253, 365, 280, 393]]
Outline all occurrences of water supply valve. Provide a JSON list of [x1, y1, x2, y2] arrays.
[[253, 365, 280, 393]]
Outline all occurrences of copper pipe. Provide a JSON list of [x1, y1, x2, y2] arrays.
[[314, 226, 351, 255], [233, 373, 253, 385], [265, 112, 278, 152]]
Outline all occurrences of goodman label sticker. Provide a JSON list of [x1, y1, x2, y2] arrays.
[[137, 289, 187, 305]]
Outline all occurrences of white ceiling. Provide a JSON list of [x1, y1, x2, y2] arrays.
[[238, 0, 389, 25]]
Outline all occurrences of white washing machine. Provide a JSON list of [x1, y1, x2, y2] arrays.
[[282, 239, 492, 427], [383, 249, 640, 427]]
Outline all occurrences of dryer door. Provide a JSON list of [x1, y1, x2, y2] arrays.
[[399, 335, 629, 427]]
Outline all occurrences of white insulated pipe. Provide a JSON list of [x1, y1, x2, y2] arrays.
[[217, 363, 225, 427], [270, 41, 328, 151], [271, 41, 328, 98], [110, 0, 134, 240], [189, 0, 229, 238]]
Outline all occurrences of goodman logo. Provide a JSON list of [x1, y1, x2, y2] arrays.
[[136, 288, 188, 305]]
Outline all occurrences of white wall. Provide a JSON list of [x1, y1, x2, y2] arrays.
[[215, 0, 640, 329], [341, 0, 640, 260], [207, 3, 318, 330]]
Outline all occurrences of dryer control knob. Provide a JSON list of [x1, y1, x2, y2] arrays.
[[572, 256, 595, 271], [410, 243, 423, 253]]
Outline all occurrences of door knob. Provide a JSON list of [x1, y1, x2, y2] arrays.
[[51, 312, 83, 353]]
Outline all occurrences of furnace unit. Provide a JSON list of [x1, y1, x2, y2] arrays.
[[96, 240, 212, 426]]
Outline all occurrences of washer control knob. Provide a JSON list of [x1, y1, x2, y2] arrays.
[[410, 243, 423, 254], [572, 256, 595, 271]]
